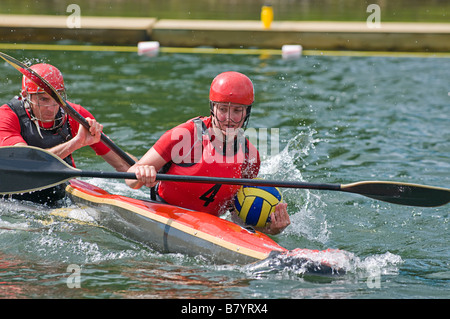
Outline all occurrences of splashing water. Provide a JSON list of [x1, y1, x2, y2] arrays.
[[255, 129, 404, 278], [244, 248, 403, 279], [22, 57, 48, 67], [260, 129, 330, 243]]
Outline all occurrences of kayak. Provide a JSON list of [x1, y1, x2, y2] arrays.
[[65, 179, 349, 276], [0, 145, 351, 276], [7, 145, 445, 277]]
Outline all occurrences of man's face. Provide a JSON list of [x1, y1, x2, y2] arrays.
[[212, 102, 247, 138], [28, 92, 60, 123]]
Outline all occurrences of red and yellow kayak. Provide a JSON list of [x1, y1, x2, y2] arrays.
[[66, 179, 348, 275]]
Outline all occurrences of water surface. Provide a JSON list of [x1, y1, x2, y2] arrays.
[[0, 49, 449, 300]]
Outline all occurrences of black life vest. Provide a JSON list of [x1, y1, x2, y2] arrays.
[[7, 97, 74, 166], [4, 97, 74, 206]]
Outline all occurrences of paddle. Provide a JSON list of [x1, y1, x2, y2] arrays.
[[1, 146, 449, 207], [0, 51, 135, 166]]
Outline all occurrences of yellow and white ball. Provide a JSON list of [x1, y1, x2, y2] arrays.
[[234, 185, 283, 227]]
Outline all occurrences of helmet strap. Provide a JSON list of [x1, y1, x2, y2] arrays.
[[209, 100, 216, 117], [242, 105, 252, 130]]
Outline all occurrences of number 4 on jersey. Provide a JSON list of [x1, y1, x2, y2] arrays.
[[199, 184, 222, 207]]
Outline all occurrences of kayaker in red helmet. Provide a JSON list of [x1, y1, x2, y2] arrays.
[[0, 63, 133, 205], [127, 71, 290, 234]]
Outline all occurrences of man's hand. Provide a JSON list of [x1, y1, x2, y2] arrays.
[[259, 202, 290, 235], [126, 164, 158, 189], [46, 117, 103, 160], [75, 117, 103, 147]]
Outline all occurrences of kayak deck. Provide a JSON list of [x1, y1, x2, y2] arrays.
[[66, 179, 286, 264], [66, 179, 347, 275]]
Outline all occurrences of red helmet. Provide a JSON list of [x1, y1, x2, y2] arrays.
[[21, 63, 65, 96], [209, 71, 254, 106]]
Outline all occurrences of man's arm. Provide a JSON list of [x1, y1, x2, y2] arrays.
[[0, 105, 27, 146], [47, 117, 103, 160], [126, 147, 167, 189], [101, 150, 137, 172]]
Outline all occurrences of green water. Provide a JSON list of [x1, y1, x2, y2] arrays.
[[0, 49, 449, 301]]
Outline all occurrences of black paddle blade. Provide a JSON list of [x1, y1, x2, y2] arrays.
[[341, 181, 450, 207], [0, 146, 78, 194]]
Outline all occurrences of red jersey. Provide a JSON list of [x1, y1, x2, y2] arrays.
[[154, 117, 260, 216], [0, 99, 111, 165]]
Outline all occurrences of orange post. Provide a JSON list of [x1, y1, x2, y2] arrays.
[[261, 5, 273, 29]]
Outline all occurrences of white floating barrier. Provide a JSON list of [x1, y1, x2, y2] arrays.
[[281, 44, 303, 59], [137, 41, 160, 57]]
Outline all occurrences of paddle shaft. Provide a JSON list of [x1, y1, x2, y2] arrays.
[[61, 100, 135, 166], [1, 146, 449, 207], [8, 165, 340, 190], [32, 168, 450, 207], [65, 169, 342, 191], [0, 52, 136, 166]]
